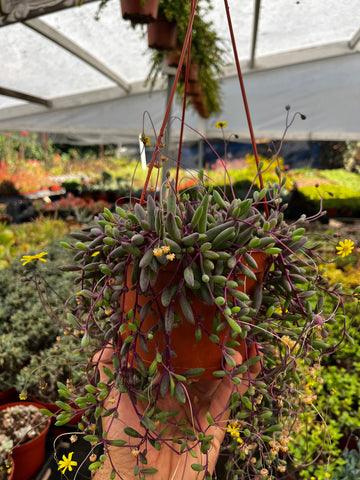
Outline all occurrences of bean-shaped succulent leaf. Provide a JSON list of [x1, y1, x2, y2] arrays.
[[166, 212, 182, 243], [182, 266, 193, 288], [211, 226, 236, 250], [179, 295, 195, 324], [198, 194, 210, 233]]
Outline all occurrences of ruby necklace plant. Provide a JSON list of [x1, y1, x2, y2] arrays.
[[21, 1, 358, 478], [51, 155, 358, 479]]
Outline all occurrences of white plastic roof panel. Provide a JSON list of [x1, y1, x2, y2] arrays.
[[0, 0, 359, 141]]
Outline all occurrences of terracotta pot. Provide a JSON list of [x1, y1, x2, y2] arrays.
[[186, 81, 202, 96], [0, 388, 17, 406], [0, 402, 51, 480], [195, 102, 211, 119], [147, 16, 177, 51], [167, 49, 181, 67], [187, 62, 199, 82], [120, 0, 159, 24], [123, 251, 269, 378]]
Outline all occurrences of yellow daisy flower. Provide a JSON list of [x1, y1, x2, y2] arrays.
[[57, 452, 77, 474], [20, 252, 48, 266], [215, 121, 227, 129], [336, 238, 354, 257]]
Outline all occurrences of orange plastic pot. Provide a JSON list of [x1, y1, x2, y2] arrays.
[[120, 0, 159, 24], [0, 402, 51, 480], [147, 16, 177, 51], [123, 251, 269, 378]]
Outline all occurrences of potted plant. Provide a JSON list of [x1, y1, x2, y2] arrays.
[[36, 121, 356, 479], [14, 333, 87, 411], [0, 403, 51, 480], [146, 0, 224, 116], [0, 435, 13, 480], [147, 15, 178, 51], [119, 0, 159, 24], [22, 9, 358, 478]]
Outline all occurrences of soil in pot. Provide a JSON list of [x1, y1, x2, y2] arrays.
[[0, 402, 51, 480]]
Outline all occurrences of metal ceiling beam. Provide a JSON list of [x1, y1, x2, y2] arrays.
[[249, 0, 261, 69], [348, 27, 360, 49], [0, 0, 98, 27], [23, 18, 131, 93], [0, 86, 52, 107]]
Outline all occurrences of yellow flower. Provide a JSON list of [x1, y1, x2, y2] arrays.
[[227, 420, 241, 438], [20, 252, 48, 266], [89, 454, 97, 462], [153, 248, 163, 257], [325, 473, 331, 479], [91, 251, 100, 257], [280, 335, 299, 352], [58, 452, 77, 474], [131, 448, 140, 457], [161, 245, 170, 254], [19, 392, 27, 400], [215, 121, 227, 129], [166, 253, 176, 261], [140, 134, 151, 146], [336, 238, 354, 257]]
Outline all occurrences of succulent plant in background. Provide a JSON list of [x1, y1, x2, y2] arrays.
[[15, 333, 88, 405]]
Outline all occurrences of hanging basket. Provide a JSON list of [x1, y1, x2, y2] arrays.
[[186, 81, 202, 97], [166, 48, 181, 67], [120, 0, 159, 24], [123, 251, 269, 378], [147, 16, 177, 51]]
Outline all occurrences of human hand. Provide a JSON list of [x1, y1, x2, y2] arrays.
[[92, 343, 261, 480]]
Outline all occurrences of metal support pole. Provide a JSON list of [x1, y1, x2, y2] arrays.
[[249, 0, 261, 69]]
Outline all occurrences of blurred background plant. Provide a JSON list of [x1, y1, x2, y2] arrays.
[[0, 240, 76, 392]]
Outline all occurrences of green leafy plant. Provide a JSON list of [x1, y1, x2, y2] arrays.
[[0, 239, 76, 392], [146, 0, 225, 115], [15, 333, 88, 405], [332, 440, 360, 480]]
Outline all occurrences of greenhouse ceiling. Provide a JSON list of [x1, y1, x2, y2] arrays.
[[0, 0, 359, 144]]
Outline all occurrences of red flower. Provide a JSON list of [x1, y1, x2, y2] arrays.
[[20, 130, 29, 136], [5, 132, 11, 137]]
